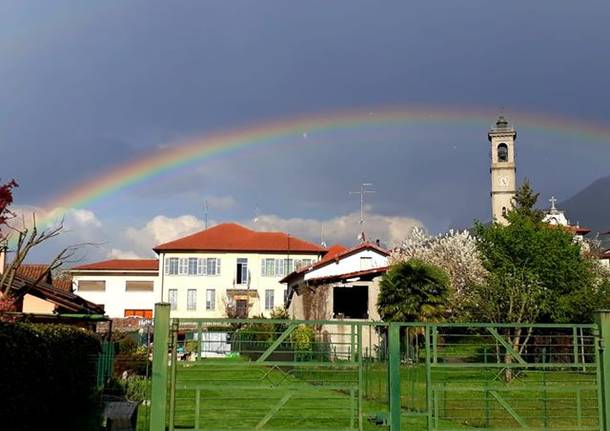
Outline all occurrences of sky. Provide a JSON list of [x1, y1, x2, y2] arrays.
[[1, 1, 610, 262]]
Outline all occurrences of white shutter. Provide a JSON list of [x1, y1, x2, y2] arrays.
[[261, 259, 267, 276], [164, 256, 170, 274], [198, 258, 206, 275], [179, 258, 188, 275]]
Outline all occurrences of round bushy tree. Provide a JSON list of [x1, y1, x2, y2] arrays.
[[377, 259, 450, 322]]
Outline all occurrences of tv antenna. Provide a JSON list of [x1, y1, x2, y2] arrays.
[[349, 183, 376, 226], [320, 223, 327, 248], [203, 200, 209, 230]]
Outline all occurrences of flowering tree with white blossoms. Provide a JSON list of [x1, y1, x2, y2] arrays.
[[391, 227, 487, 317]]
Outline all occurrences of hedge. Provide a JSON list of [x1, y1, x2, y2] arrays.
[[0, 322, 101, 431]]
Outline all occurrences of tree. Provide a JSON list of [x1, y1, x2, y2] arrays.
[[0, 179, 18, 238], [470, 209, 601, 323], [510, 178, 544, 223], [0, 183, 85, 309], [392, 227, 487, 318], [377, 259, 450, 323]]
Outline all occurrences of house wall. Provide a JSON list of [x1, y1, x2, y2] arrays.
[[71, 272, 159, 318], [304, 250, 387, 280], [289, 277, 383, 355], [292, 278, 381, 321], [159, 251, 321, 318], [22, 294, 55, 314]]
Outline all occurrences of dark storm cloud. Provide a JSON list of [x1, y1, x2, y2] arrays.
[[1, 0, 610, 235]]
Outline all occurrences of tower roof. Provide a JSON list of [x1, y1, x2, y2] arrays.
[[495, 115, 509, 129], [488, 114, 516, 140]]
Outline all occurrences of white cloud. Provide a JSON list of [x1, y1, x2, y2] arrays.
[[108, 248, 142, 259], [7, 206, 101, 230], [124, 214, 205, 255], [14, 208, 422, 261], [247, 211, 424, 248], [64, 208, 102, 229]]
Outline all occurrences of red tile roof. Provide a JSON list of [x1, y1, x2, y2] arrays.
[[72, 259, 159, 271], [546, 224, 591, 236], [319, 244, 349, 263], [280, 242, 389, 283], [52, 277, 73, 292], [16, 264, 52, 283], [153, 223, 326, 253]]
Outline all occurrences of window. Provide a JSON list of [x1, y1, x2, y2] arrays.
[[261, 258, 276, 277], [206, 289, 216, 310], [179, 258, 188, 275], [206, 258, 221, 276], [273, 259, 295, 277], [502, 206, 508, 217], [125, 281, 154, 291], [235, 299, 248, 318], [78, 280, 106, 291], [333, 285, 368, 319], [262, 258, 308, 277], [188, 258, 198, 275], [168, 289, 178, 311], [197, 258, 206, 275], [236, 258, 248, 284], [187, 289, 197, 311], [124, 309, 153, 319], [295, 259, 313, 271], [166, 257, 179, 275], [265, 289, 274, 310], [285, 259, 294, 274], [497, 143, 509, 162], [284, 288, 289, 304]]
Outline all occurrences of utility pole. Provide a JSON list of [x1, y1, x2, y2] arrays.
[[349, 183, 376, 241], [203, 200, 209, 230]]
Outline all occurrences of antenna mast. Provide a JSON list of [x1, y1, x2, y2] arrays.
[[203, 200, 209, 230], [349, 183, 376, 241]]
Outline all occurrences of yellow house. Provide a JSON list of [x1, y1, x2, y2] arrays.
[[154, 223, 326, 318]]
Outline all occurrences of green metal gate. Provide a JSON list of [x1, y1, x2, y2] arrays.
[[149, 304, 610, 431], [166, 318, 379, 431]]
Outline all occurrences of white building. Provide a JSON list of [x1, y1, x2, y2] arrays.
[[154, 223, 325, 318], [283, 242, 389, 321], [282, 242, 389, 358], [543, 196, 591, 243], [71, 223, 326, 318], [71, 259, 159, 318]]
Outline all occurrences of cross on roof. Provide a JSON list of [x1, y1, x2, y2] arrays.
[[549, 196, 558, 211]]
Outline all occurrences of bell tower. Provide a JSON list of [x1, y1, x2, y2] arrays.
[[488, 115, 517, 225]]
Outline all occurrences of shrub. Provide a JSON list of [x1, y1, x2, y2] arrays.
[[292, 324, 315, 351], [114, 350, 150, 377], [0, 322, 101, 431]]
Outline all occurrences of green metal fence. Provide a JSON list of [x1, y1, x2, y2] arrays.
[[96, 339, 116, 387], [149, 304, 610, 431]]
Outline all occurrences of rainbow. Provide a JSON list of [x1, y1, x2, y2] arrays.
[[38, 105, 610, 226]]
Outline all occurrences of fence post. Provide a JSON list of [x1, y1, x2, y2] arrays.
[[388, 323, 401, 431], [596, 310, 610, 431], [150, 303, 171, 431]]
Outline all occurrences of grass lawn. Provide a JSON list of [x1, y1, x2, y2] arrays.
[[134, 356, 598, 431]]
